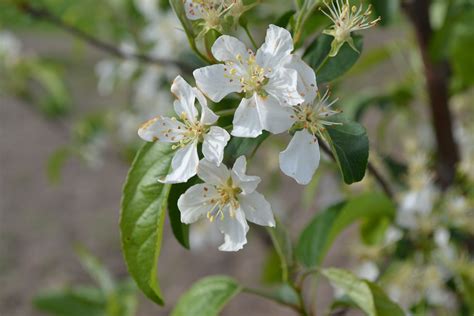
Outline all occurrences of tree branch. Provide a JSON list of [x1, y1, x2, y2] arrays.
[[318, 138, 395, 199], [402, 0, 459, 188], [16, 1, 194, 74]]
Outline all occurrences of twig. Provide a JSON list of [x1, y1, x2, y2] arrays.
[[16, 1, 194, 74], [402, 0, 459, 188], [318, 137, 395, 199]]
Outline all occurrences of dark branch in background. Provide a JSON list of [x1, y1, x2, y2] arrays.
[[16, 2, 194, 75], [402, 0, 459, 189], [318, 138, 395, 199]]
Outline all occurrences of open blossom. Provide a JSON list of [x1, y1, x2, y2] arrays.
[[194, 24, 308, 138], [279, 89, 341, 185], [321, 0, 380, 56], [178, 157, 275, 251], [138, 75, 230, 183]]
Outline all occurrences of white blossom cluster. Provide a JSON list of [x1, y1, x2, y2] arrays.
[[137, 24, 344, 251]]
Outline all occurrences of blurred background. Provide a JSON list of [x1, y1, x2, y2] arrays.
[[1, 0, 473, 315]]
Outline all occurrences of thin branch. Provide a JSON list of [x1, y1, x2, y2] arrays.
[[402, 0, 459, 188], [16, 1, 194, 74], [318, 137, 395, 199]]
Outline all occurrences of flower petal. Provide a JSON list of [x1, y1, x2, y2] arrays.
[[256, 24, 294, 69], [197, 158, 230, 185], [161, 141, 199, 183], [171, 76, 198, 121], [194, 64, 242, 102], [279, 129, 320, 185], [231, 156, 261, 194], [202, 126, 230, 165], [239, 191, 275, 227], [184, 0, 204, 20], [265, 67, 304, 106], [231, 96, 264, 137], [217, 207, 249, 251], [256, 95, 295, 135], [178, 183, 219, 224], [285, 55, 318, 105], [211, 35, 249, 63], [138, 116, 186, 142]]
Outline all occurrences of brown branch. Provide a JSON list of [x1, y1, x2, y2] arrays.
[[402, 0, 459, 189], [16, 1, 194, 74], [318, 137, 395, 199]]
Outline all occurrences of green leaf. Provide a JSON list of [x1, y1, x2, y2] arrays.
[[274, 10, 295, 28], [168, 180, 196, 249], [261, 249, 284, 284], [47, 147, 71, 184], [223, 132, 269, 164], [369, 0, 400, 26], [322, 268, 404, 316], [120, 142, 174, 305], [304, 34, 363, 83], [76, 246, 115, 294], [171, 276, 241, 316], [33, 287, 106, 316], [296, 193, 395, 267], [267, 218, 294, 282], [325, 114, 369, 184]]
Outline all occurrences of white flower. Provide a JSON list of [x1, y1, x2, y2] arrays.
[[194, 24, 307, 137], [279, 89, 341, 185], [138, 75, 230, 183], [320, 0, 380, 56], [178, 156, 275, 251]]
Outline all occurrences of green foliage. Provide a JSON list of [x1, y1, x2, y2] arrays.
[[304, 34, 364, 83], [171, 276, 241, 316], [325, 114, 369, 184], [223, 132, 269, 164], [167, 180, 196, 249], [120, 142, 174, 305], [296, 193, 395, 267], [369, 0, 400, 26], [47, 147, 71, 184], [267, 218, 294, 282], [322, 268, 404, 316]]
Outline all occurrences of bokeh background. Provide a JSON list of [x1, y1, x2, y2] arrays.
[[1, 0, 473, 315]]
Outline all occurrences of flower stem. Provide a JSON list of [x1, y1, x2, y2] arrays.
[[243, 24, 258, 50], [315, 54, 330, 74]]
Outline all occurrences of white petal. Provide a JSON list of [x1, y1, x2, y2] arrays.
[[285, 55, 318, 105], [231, 156, 261, 194], [256, 24, 294, 70], [279, 130, 320, 185], [239, 191, 275, 227], [161, 141, 199, 183], [265, 67, 304, 106], [202, 126, 230, 165], [178, 184, 219, 224], [197, 158, 230, 185], [255, 95, 295, 134], [138, 116, 186, 142], [171, 76, 198, 121], [217, 208, 249, 251], [211, 35, 249, 63], [184, 0, 204, 20], [194, 64, 242, 102], [231, 96, 264, 137], [200, 102, 219, 126]]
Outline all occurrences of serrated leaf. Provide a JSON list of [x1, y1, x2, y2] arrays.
[[304, 34, 363, 83], [120, 142, 174, 305], [322, 268, 404, 316], [33, 286, 106, 316], [171, 276, 241, 316], [325, 114, 369, 184], [296, 193, 395, 268]]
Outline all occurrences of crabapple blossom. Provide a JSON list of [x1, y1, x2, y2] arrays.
[[178, 157, 275, 251], [138, 75, 230, 183]]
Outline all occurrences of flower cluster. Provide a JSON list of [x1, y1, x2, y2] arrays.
[[138, 24, 342, 250]]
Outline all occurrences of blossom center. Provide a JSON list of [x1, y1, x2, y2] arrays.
[[172, 113, 207, 149], [225, 52, 270, 96], [206, 177, 242, 222]]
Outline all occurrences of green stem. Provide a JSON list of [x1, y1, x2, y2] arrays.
[[215, 108, 236, 117], [243, 24, 258, 50], [315, 54, 330, 74]]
